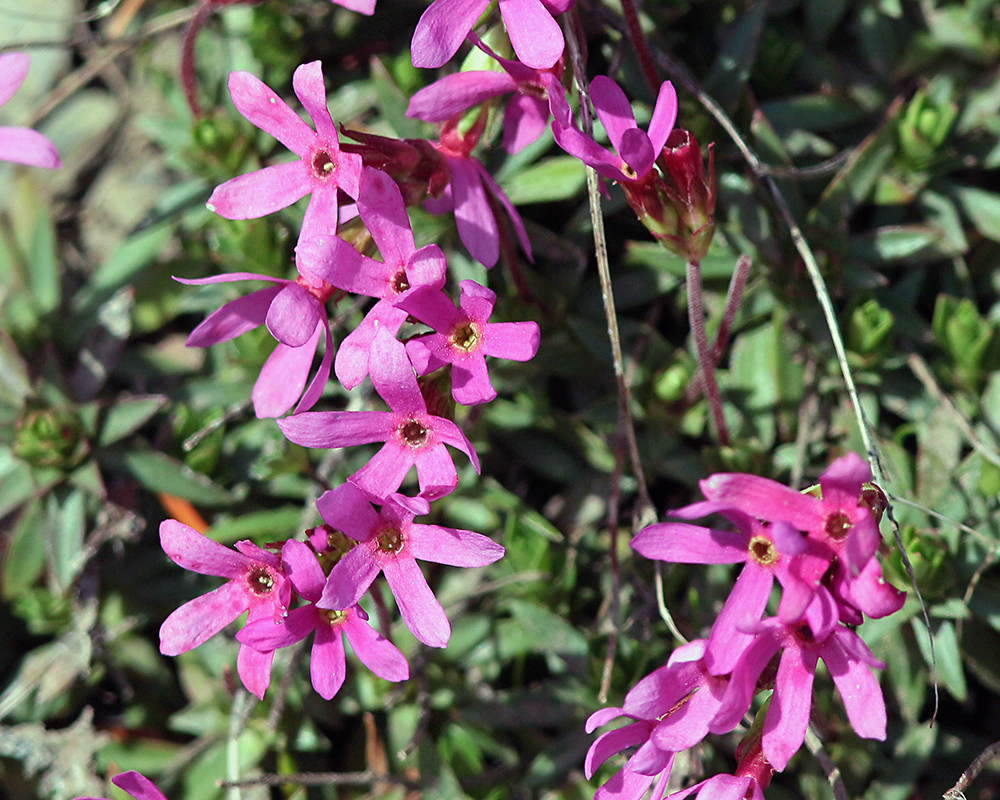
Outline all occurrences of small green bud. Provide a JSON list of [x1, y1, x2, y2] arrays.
[[13, 407, 88, 470], [848, 299, 895, 360]]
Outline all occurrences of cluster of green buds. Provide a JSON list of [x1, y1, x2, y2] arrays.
[[847, 298, 895, 366], [623, 129, 717, 262], [897, 88, 957, 172]]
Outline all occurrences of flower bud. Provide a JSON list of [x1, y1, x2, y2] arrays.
[[341, 128, 450, 206], [14, 406, 88, 470], [622, 129, 717, 262]]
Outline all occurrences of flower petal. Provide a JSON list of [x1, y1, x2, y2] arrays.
[[585, 723, 650, 779], [229, 70, 315, 156], [295, 323, 334, 413], [321, 544, 382, 609], [499, 0, 565, 69], [451, 158, 499, 268], [383, 557, 451, 647], [762, 645, 817, 771], [407, 71, 517, 123], [111, 772, 168, 800], [0, 52, 30, 107], [292, 61, 337, 139], [370, 329, 426, 415], [186, 285, 282, 347], [251, 327, 321, 418], [266, 284, 323, 347], [343, 612, 410, 681], [631, 522, 747, 564], [0, 126, 61, 169], [300, 184, 340, 243], [160, 519, 252, 577], [159, 580, 248, 655], [278, 410, 393, 448], [207, 161, 310, 220], [410, 0, 490, 69], [408, 523, 504, 566], [647, 81, 678, 156], [310, 625, 347, 699], [358, 167, 417, 267], [589, 76, 636, 154], [824, 630, 887, 740]]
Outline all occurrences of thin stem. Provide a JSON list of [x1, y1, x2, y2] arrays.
[[180, 0, 215, 118], [686, 259, 729, 445], [944, 740, 1000, 800], [805, 724, 849, 800]]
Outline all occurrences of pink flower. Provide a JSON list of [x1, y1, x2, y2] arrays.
[[711, 591, 887, 772], [277, 329, 480, 500], [395, 279, 540, 405], [329, 0, 377, 14], [586, 641, 728, 800], [237, 539, 408, 699], [75, 771, 167, 800], [426, 114, 532, 268], [411, 0, 573, 70], [632, 509, 825, 675], [158, 520, 292, 699], [406, 36, 566, 153], [0, 53, 61, 170], [314, 483, 504, 647], [552, 76, 677, 183], [295, 166, 447, 390], [178, 271, 335, 418], [207, 61, 362, 244], [699, 453, 882, 579]]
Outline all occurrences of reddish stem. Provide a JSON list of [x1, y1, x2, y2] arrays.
[[180, 0, 215, 119], [619, 0, 660, 97], [687, 259, 730, 445]]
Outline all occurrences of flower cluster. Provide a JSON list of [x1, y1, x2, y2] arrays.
[[587, 453, 905, 796], [159, 52, 548, 701]]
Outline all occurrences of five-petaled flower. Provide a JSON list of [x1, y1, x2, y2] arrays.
[[277, 329, 480, 501], [207, 60, 362, 245], [237, 539, 409, 699], [158, 520, 291, 699], [396, 279, 540, 405], [314, 483, 504, 647]]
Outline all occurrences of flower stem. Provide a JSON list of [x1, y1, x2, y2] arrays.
[[686, 259, 729, 445], [619, 0, 660, 97]]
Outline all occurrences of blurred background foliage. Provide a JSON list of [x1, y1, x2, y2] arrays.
[[2, 0, 1000, 798]]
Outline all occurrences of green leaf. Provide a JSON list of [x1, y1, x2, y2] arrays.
[[912, 618, 968, 702], [495, 599, 588, 659], [500, 156, 587, 205], [98, 395, 167, 447], [116, 450, 233, 506], [952, 185, 1000, 242], [46, 490, 86, 593], [705, 2, 767, 109], [207, 507, 302, 543], [1, 500, 46, 599], [0, 449, 61, 519], [847, 224, 948, 264]]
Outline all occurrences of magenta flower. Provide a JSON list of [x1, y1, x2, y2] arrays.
[[407, 36, 566, 153], [314, 482, 504, 647], [425, 113, 532, 268], [699, 452, 881, 578], [0, 53, 61, 170], [586, 641, 728, 800], [178, 271, 335, 418], [632, 508, 826, 675], [711, 591, 887, 772], [552, 76, 677, 183], [277, 329, 480, 501], [237, 539, 408, 699], [207, 61, 362, 244], [329, 0, 377, 13], [75, 771, 167, 800], [411, 0, 573, 70], [158, 520, 292, 699], [295, 166, 447, 390], [395, 279, 540, 405]]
